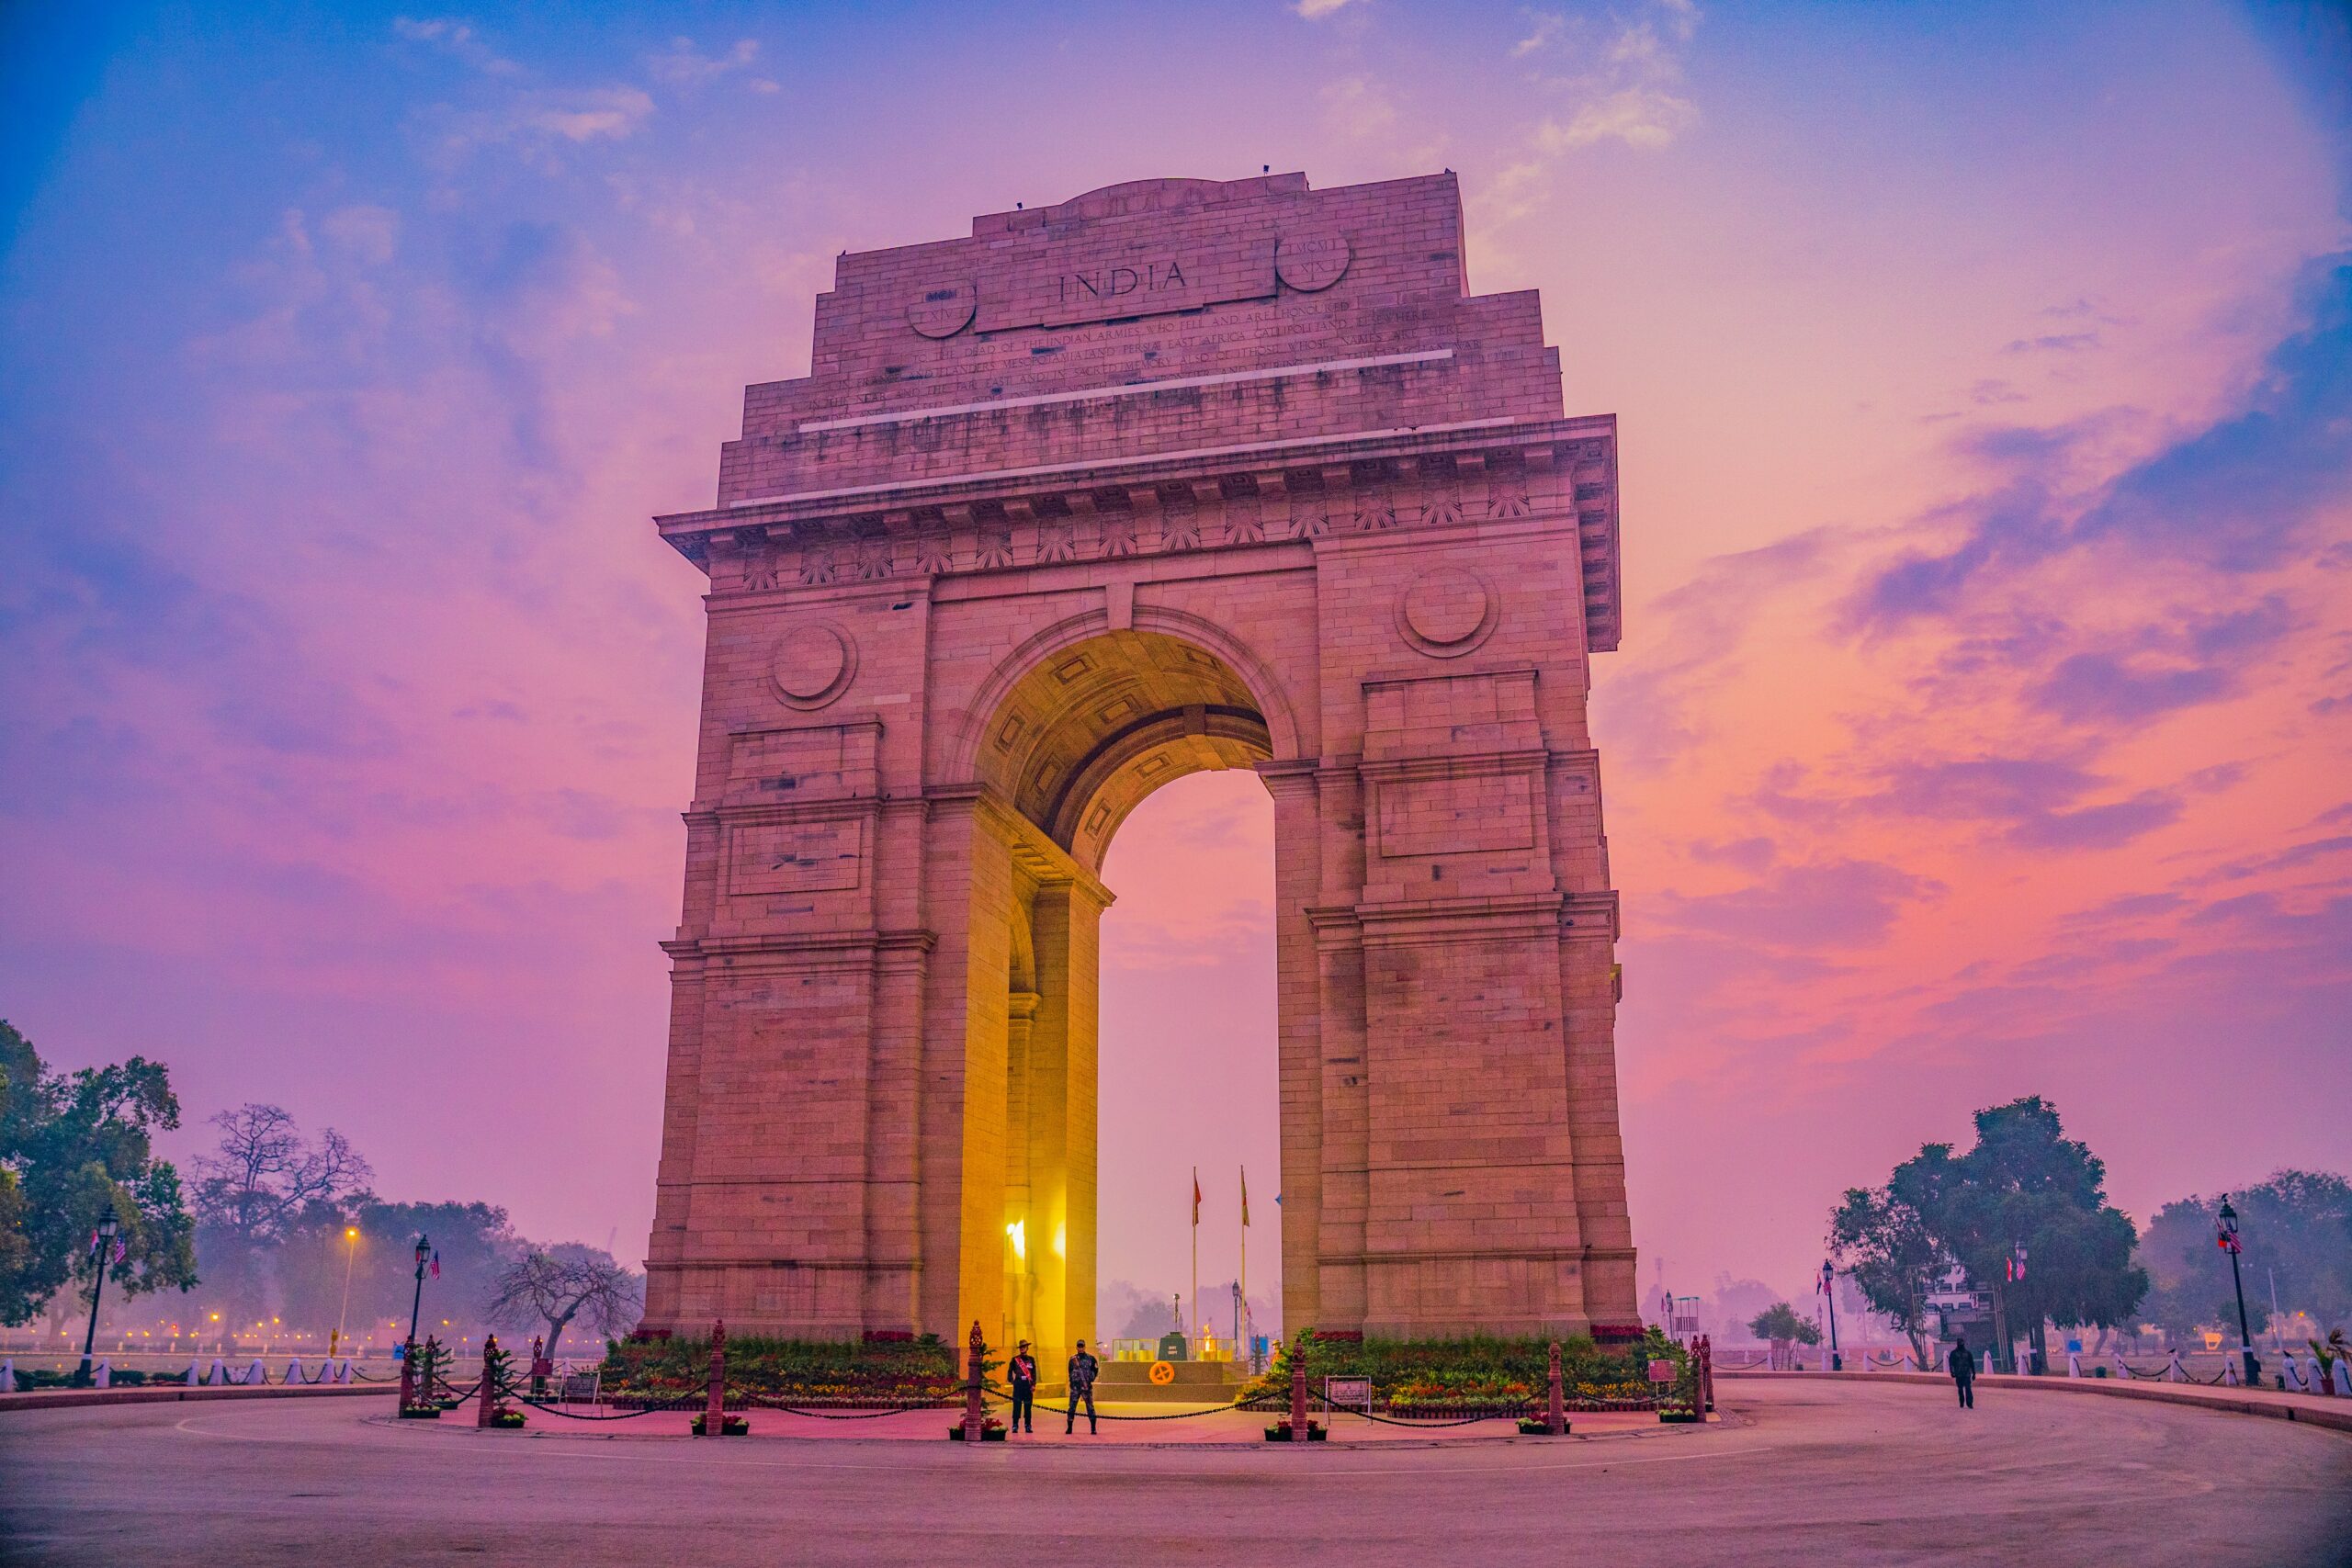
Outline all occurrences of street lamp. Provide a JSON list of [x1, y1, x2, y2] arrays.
[[330, 1227, 359, 1359], [78, 1214, 119, 1382], [2217, 1198, 2258, 1387], [406, 1235, 432, 1348], [1821, 1258, 1842, 1371]]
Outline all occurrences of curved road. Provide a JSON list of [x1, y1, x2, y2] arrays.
[[3, 1379, 2346, 1565]]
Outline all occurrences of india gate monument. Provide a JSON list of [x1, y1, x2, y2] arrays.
[[638, 171, 1637, 1359]]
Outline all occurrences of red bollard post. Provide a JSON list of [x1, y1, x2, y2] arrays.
[[1289, 1345, 1309, 1438], [1547, 1340, 1566, 1435], [961, 1321, 988, 1443], [477, 1334, 500, 1428], [1697, 1334, 1713, 1418], [702, 1319, 728, 1437]]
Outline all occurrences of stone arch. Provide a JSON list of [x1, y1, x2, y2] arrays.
[[945, 602, 1305, 791]]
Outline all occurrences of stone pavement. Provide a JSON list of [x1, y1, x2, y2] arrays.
[[5, 1373, 2347, 1566], [470, 1398, 1666, 1446]]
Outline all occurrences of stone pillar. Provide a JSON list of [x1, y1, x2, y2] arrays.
[[1025, 880, 1107, 1371]]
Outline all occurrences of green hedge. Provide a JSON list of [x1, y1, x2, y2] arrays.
[[1239, 1327, 1691, 1411], [601, 1334, 962, 1403]]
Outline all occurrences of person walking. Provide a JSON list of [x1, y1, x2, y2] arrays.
[[1066, 1338, 1101, 1435], [1007, 1341, 1038, 1434], [1950, 1334, 1976, 1410]]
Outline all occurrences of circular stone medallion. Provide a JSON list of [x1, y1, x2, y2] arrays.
[[906, 280, 977, 339], [1275, 228, 1351, 292], [771, 622, 856, 708], [1398, 567, 1496, 658]]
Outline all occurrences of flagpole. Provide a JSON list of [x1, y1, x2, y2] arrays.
[[1239, 1165, 1249, 1359], [1191, 1166, 1200, 1352]]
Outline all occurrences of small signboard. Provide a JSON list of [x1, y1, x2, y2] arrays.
[[1646, 1359, 1678, 1383], [1326, 1377, 1374, 1413]]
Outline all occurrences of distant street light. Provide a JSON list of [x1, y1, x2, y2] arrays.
[[331, 1227, 359, 1359], [2216, 1198, 2258, 1387], [407, 1235, 432, 1348], [1821, 1258, 1842, 1371], [78, 1214, 119, 1382]]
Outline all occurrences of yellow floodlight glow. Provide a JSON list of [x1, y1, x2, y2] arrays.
[[1053, 1224, 1066, 1258], [1005, 1220, 1025, 1260]]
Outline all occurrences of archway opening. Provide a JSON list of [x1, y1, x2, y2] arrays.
[[968, 628, 1285, 1369], [1095, 770, 1281, 1356]]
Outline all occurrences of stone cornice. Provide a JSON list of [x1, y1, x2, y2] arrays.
[[655, 415, 1623, 653]]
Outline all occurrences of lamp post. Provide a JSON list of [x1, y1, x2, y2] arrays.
[[2217, 1198, 2257, 1387], [330, 1227, 358, 1359], [1821, 1258, 1842, 1371], [78, 1214, 119, 1382], [406, 1235, 432, 1348]]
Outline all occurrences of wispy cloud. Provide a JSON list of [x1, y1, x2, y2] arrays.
[[391, 16, 519, 75], [647, 37, 762, 87], [1295, 0, 1362, 18]]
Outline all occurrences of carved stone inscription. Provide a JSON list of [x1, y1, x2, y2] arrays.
[[975, 235, 1276, 332]]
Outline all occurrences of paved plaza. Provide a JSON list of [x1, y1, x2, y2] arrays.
[[4, 1378, 2347, 1566]]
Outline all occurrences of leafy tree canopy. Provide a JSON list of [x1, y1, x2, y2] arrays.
[[2137, 1170, 2352, 1337], [0, 1019, 198, 1325], [1747, 1301, 1822, 1345], [1827, 1096, 2147, 1361]]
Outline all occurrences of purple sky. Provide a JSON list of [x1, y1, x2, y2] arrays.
[[3, 1, 2347, 1321]]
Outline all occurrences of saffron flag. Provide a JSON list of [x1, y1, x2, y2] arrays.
[[1192, 1170, 1202, 1228], [1240, 1168, 1250, 1228]]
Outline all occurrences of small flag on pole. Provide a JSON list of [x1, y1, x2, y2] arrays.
[[1192, 1170, 1202, 1228], [428, 1250, 441, 1280], [1240, 1168, 1250, 1228]]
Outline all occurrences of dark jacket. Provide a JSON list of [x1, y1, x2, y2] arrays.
[[1950, 1345, 1975, 1380], [1009, 1354, 1037, 1388], [1068, 1351, 1100, 1391]]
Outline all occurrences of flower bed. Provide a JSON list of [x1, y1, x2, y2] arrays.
[[1238, 1327, 1693, 1414], [601, 1333, 963, 1408]]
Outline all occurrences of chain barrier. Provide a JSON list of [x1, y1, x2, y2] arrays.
[[510, 1393, 705, 1421], [1306, 1391, 1515, 1428]]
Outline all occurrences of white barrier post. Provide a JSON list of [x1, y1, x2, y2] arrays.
[[187, 1359, 201, 1385], [93, 1360, 110, 1388], [285, 1358, 302, 1385], [2165, 1349, 2186, 1382], [1, 1358, 14, 1393], [2066, 1350, 2082, 1378], [243, 1358, 267, 1385], [206, 1358, 227, 1385]]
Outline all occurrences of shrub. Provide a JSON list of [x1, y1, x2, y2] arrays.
[[604, 1334, 962, 1404], [1240, 1326, 1691, 1411]]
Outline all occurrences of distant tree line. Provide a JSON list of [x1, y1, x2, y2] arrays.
[[0, 1020, 639, 1356], [1829, 1094, 2350, 1367]]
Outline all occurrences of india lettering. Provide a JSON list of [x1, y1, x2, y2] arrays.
[[1057, 259, 1188, 304]]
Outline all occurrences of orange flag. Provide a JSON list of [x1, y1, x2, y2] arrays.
[[1193, 1169, 1202, 1227], [1240, 1168, 1250, 1227]]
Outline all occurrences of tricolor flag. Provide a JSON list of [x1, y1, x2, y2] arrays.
[[428, 1250, 441, 1280], [1240, 1168, 1250, 1228]]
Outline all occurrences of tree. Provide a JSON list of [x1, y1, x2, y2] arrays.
[[485, 1246, 642, 1358], [1826, 1096, 2147, 1373], [345, 1199, 519, 1346], [190, 1103, 373, 1330], [193, 1103, 371, 1245], [2139, 1170, 2352, 1341], [0, 1020, 198, 1325], [1829, 1184, 1947, 1369], [1747, 1301, 1822, 1368]]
